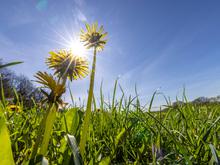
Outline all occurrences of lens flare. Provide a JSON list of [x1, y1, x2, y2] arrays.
[[66, 38, 87, 58], [47, 24, 91, 58]]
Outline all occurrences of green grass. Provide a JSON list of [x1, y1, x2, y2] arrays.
[[0, 86, 220, 164]]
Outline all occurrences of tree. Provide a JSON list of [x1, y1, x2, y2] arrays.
[[0, 59, 43, 108], [14, 75, 43, 108], [0, 60, 16, 100]]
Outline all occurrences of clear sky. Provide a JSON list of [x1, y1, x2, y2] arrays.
[[1, 0, 220, 106]]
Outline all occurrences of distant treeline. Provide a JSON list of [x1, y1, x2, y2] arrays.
[[0, 59, 43, 108], [172, 96, 220, 108]]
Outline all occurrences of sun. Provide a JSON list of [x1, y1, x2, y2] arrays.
[[49, 27, 90, 58], [66, 38, 87, 58]]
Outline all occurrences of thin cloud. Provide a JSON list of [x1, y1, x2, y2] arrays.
[[75, 8, 87, 22], [74, 0, 85, 7]]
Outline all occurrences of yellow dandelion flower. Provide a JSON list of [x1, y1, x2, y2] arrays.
[[34, 71, 65, 106], [80, 22, 108, 51], [46, 49, 89, 81]]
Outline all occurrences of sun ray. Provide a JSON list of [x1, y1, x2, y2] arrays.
[[46, 25, 89, 58]]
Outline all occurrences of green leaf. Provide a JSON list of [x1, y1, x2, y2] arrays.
[[115, 128, 126, 148], [0, 110, 15, 165], [64, 108, 80, 135], [0, 61, 23, 69], [99, 156, 110, 165]]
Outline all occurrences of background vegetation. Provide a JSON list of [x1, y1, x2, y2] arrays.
[[0, 59, 43, 108], [0, 76, 220, 164]]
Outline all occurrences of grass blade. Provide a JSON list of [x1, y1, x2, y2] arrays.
[[66, 134, 83, 165], [209, 144, 220, 164], [0, 61, 23, 69]]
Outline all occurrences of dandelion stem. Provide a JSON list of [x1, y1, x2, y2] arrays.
[[39, 104, 57, 156], [79, 47, 97, 158], [30, 104, 53, 160]]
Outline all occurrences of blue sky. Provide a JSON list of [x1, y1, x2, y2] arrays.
[[1, 0, 220, 106]]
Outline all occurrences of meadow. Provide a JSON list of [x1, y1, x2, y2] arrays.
[[0, 22, 220, 165], [1, 88, 220, 164]]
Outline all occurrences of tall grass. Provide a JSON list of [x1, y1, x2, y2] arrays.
[[0, 82, 220, 164]]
